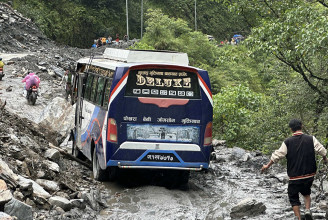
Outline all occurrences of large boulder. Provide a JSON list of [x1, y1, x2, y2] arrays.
[[37, 97, 75, 138]]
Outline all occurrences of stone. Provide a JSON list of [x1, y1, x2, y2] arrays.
[[230, 198, 266, 219], [0, 159, 19, 187], [240, 153, 252, 162], [231, 147, 246, 160], [18, 176, 51, 199], [4, 198, 33, 220], [0, 179, 7, 190], [212, 139, 226, 147], [36, 179, 60, 192], [70, 199, 86, 209], [43, 160, 60, 173], [49, 196, 72, 211], [0, 212, 14, 220], [0, 190, 13, 204], [13, 190, 24, 201], [44, 149, 60, 162]]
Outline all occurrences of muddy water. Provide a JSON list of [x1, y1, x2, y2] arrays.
[[97, 162, 293, 220]]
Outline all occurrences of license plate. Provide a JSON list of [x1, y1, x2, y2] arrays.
[[141, 152, 179, 162]]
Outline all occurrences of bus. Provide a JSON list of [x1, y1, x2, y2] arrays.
[[72, 48, 213, 183]]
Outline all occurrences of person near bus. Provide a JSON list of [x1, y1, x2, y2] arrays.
[[261, 119, 327, 220], [61, 68, 73, 100], [22, 72, 40, 97]]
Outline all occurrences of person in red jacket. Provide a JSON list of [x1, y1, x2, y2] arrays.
[[261, 119, 327, 220]]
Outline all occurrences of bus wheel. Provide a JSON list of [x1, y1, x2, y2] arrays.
[[92, 149, 107, 181], [178, 170, 190, 185]]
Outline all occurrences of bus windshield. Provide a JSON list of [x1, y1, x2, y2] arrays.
[[125, 68, 200, 99]]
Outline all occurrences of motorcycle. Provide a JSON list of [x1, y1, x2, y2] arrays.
[[26, 85, 38, 105], [0, 68, 4, 80]]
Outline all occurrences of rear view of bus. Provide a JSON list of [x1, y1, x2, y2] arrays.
[[75, 49, 213, 184], [106, 51, 213, 183]]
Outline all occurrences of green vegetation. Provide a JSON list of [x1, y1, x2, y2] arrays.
[[5, 0, 328, 153]]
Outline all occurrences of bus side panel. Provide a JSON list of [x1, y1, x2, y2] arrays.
[[80, 103, 107, 165]]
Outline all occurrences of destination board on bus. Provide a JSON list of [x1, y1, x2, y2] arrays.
[[125, 69, 200, 99]]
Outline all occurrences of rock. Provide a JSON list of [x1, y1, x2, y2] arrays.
[[4, 198, 33, 220], [81, 190, 101, 210], [43, 160, 60, 173], [273, 173, 289, 184], [230, 198, 266, 219], [49, 196, 72, 211], [13, 190, 24, 201], [231, 147, 246, 160], [37, 97, 75, 137], [0, 212, 14, 220], [18, 176, 51, 199], [70, 199, 86, 209], [0, 159, 19, 187], [9, 134, 19, 143], [0, 179, 7, 190], [36, 179, 60, 192], [55, 206, 65, 214], [212, 139, 226, 148], [0, 190, 13, 205], [44, 148, 60, 162], [240, 152, 252, 162]]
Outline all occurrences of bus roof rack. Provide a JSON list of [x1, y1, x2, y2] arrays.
[[103, 48, 189, 66]]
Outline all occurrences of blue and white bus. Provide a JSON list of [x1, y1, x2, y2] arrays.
[[72, 48, 213, 183]]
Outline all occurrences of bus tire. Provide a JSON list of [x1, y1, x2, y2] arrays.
[[92, 148, 107, 181]]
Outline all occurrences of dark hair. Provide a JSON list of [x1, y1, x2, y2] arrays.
[[289, 119, 302, 132]]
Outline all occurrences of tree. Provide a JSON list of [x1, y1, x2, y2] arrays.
[[228, 1, 328, 105]]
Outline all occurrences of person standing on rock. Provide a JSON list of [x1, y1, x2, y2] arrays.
[[261, 119, 327, 220]]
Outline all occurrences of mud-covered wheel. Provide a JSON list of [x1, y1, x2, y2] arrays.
[[178, 170, 190, 185], [0, 75, 3, 81], [92, 148, 108, 181], [29, 92, 37, 105]]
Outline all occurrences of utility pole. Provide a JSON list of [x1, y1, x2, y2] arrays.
[[195, 0, 197, 31], [141, 0, 143, 39], [126, 0, 129, 40]]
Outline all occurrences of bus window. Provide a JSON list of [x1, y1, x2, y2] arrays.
[[96, 77, 106, 106], [84, 74, 94, 100], [90, 76, 98, 103], [103, 78, 112, 108], [125, 69, 201, 99]]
